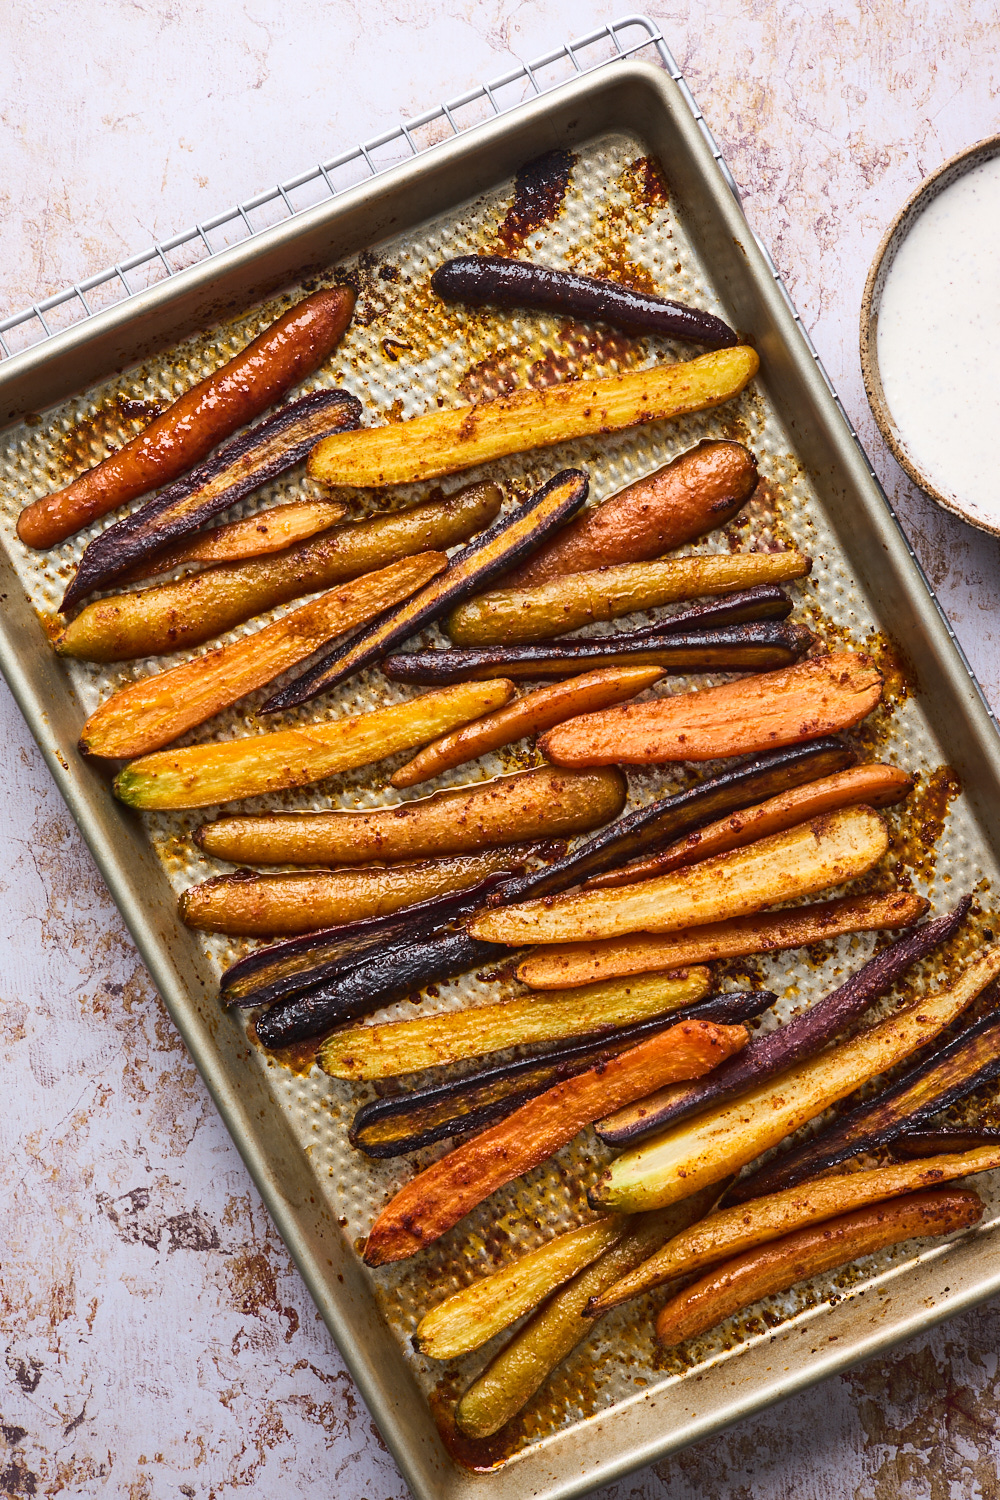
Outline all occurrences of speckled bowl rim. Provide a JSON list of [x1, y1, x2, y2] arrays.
[[860, 132, 1000, 538]]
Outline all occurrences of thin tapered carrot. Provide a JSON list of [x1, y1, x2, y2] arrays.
[[514, 891, 929, 989], [390, 666, 664, 787], [122, 499, 347, 580]]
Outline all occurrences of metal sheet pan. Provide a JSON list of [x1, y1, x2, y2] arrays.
[[2, 50, 1000, 1500]]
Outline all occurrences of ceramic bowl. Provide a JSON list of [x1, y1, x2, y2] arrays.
[[860, 133, 1000, 537]]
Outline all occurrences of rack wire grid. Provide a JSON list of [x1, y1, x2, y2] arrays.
[[2, 8, 995, 741], [0, 15, 714, 359]]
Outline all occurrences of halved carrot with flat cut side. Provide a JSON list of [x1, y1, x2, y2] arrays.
[[469, 804, 889, 947], [80, 553, 447, 759], [539, 652, 883, 767], [515, 890, 928, 989], [362, 1016, 748, 1266], [113, 679, 515, 811], [585, 762, 912, 889]]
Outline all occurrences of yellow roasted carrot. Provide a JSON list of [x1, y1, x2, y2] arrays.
[[590, 948, 1000, 1214], [416, 1217, 626, 1360], [588, 1144, 1000, 1315], [390, 666, 664, 787], [454, 1186, 723, 1439], [469, 805, 889, 946], [447, 551, 810, 646], [515, 891, 929, 989], [179, 847, 528, 936], [80, 553, 447, 758], [309, 348, 760, 487], [586, 763, 913, 889], [318, 969, 711, 1080], [113, 679, 515, 810]]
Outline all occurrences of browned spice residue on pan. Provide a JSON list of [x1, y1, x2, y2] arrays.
[[555, 321, 635, 368], [457, 351, 524, 404], [570, 156, 676, 294], [248, 1016, 319, 1077], [620, 155, 670, 212], [42, 390, 163, 490], [865, 630, 913, 708], [890, 765, 963, 886], [429, 1381, 527, 1471], [494, 149, 577, 253]]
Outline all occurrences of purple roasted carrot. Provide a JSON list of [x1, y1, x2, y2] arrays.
[[595, 897, 973, 1147]]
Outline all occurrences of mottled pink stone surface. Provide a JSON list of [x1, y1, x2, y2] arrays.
[[2, 3, 999, 1495]]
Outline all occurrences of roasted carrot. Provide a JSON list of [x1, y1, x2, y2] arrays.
[[362, 1017, 748, 1266], [590, 948, 1000, 1214], [585, 763, 913, 888], [18, 287, 356, 548], [179, 846, 532, 937], [416, 1216, 626, 1360], [62, 392, 360, 608], [515, 891, 929, 989], [504, 440, 758, 589], [262, 470, 589, 709], [589, 1145, 1000, 1315], [56, 481, 501, 662], [540, 652, 884, 767], [196, 765, 625, 867], [455, 1186, 722, 1439], [79, 554, 448, 759], [112, 679, 515, 811], [122, 499, 348, 580], [319, 969, 712, 1080], [468, 805, 889, 946], [390, 666, 665, 788], [309, 347, 760, 488], [447, 551, 811, 647], [654, 1189, 983, 1346]]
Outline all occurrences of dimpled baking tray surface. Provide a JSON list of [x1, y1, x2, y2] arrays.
[[3, 45, 1000, 1500]]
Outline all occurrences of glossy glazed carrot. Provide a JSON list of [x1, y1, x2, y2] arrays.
[[18, 287, 355, 548]]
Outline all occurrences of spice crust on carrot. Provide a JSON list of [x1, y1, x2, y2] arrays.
[[539, 652, 883, 767], [362, 1018, 748, 1266]]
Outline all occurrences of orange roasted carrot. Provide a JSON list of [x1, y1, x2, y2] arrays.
[[362, 1018, 748, 1266], [18, 287, 356, 548], [504, 440, 759, 588], [586, 763, 913, 889], [540, 653, 883, 767], [515, 891, 929, 989], [122, 499, 348, 580], [79, 553, 446, 759], [654, 1189, 983, 1346], [390, 665, 664, 787]]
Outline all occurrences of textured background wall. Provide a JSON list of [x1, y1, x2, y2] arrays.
[[1, 3, 998, 1496]]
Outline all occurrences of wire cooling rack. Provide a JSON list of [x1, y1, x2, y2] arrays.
[[0, 14, 734, 361]]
